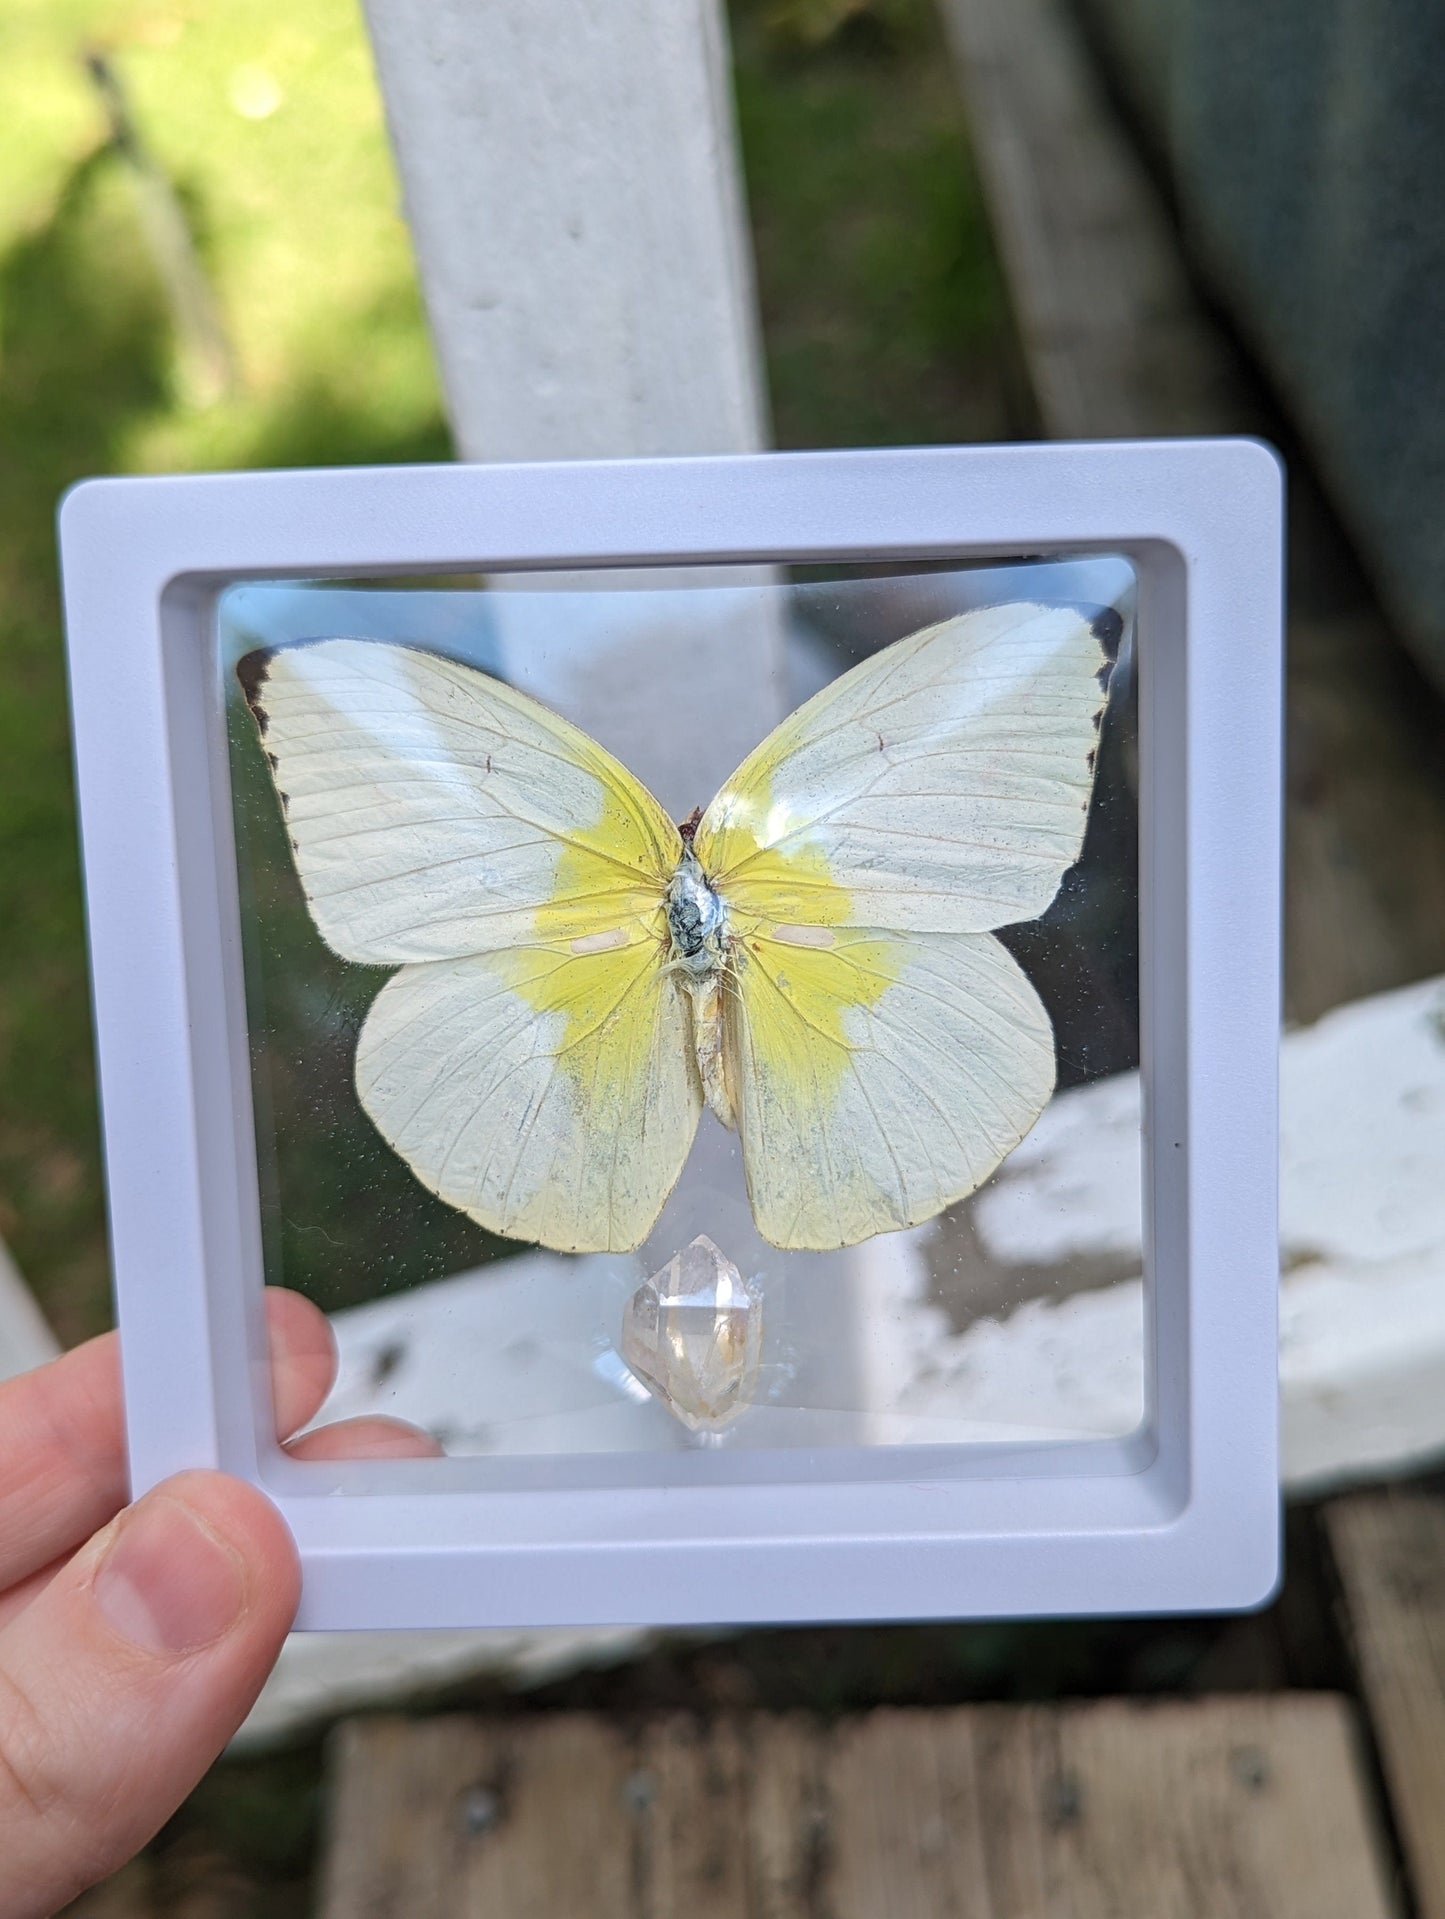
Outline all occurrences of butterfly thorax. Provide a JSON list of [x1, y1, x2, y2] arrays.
[[665, 845, 727, 978], [666, 844, 735, 1129]]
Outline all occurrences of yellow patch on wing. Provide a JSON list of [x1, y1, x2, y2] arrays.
[[727, 923, 905, 1123], [722, 926, 1056, 1250], [699, 806, 904, 1134], [697, 775, 855, 929], [356, 927, 701, 1252], [522, 747, 678, 1107], [507, 907, 671, 1065], [527, 756, 680, 949]]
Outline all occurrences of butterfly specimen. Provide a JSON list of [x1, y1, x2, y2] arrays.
[[239, 602, 1109, 1253]]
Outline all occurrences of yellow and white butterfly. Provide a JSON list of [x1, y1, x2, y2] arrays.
[[240, 603, 1109, 1254]]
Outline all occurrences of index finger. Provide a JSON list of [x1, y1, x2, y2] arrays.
[[0, 1289, 338, 1594]]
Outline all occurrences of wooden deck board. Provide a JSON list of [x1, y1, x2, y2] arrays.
[[317, 1712, 638, 1919], [313, 1699, 1399, 1918], [1327, 1491, 1445, 1919], [637, 1716, 754, 1919]]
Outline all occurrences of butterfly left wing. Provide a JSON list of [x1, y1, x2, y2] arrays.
[[694, 603, 1108, 1249], [241, 638, 701, 1252], [719, 924, 1055, 1249]]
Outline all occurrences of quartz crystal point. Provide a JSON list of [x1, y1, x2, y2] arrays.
[[620, 1236, 762, 1432]]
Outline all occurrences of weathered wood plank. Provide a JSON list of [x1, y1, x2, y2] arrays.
[[1326, 1491, 1445, 1919], [316, 1700, 1398, 1917], [635, 1716, 753, 1918], [827, 1700, 1398, 1919], [1029, 1698, 1396, 1919], [743, 1714, 827, 1919], [826, 1706, 1035, 1918], [317, 1713, 638, 1918]]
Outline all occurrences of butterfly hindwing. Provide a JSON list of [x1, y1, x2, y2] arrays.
[[355, 934, 702, 1253], [720, 925, 1056, 1249]]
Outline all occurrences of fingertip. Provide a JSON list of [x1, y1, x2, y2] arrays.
[[149, 1470, 301, 1634], [286, 1415, 443, 1461], [264, 1288, 338, 1439], [0, 1473, 300, 1912]]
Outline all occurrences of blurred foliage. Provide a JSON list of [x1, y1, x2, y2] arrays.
[[732, 0, 1028, 451], [0, 0, 448, 1343], [0, 0, 1018, 1341], [760, 0, 927, 53]]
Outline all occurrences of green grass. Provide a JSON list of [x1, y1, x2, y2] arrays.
[[732, 0, 1027, 450], [0, 0, 448, 1343], [0, 0, 1017, 1344]]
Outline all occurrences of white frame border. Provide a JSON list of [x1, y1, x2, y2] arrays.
[[59, 443, 1282, 1628]]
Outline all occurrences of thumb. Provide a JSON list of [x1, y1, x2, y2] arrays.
[[0, 1471, 298, 1919]]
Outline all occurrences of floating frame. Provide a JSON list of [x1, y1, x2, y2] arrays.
[[59, 442, 1282, 1627]]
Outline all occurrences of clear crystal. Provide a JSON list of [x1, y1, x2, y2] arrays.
[[620, 1236, 763, 1432]]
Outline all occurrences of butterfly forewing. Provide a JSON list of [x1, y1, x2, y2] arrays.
[[240, 639, 680, 964], [696, 604, 1108, 935]]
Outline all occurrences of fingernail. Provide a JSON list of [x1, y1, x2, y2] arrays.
[[94, 1497, 248, 1656]]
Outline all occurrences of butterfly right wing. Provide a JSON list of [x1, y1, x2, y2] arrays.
[[241, 639, 701, 1251]]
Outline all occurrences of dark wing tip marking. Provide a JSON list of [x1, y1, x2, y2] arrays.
[[235, 648, 275, 732]]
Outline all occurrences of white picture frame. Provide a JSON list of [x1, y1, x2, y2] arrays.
[[59, 442, 1282, 1628]]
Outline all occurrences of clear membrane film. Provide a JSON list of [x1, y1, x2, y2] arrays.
[[221, 556, 1143, 1462]]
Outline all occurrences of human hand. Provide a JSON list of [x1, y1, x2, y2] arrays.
[[0, 1288, 436, 1918]]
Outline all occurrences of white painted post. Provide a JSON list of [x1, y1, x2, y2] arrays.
[[360, 0, 768, 462], [360, 0, 787, 809]]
